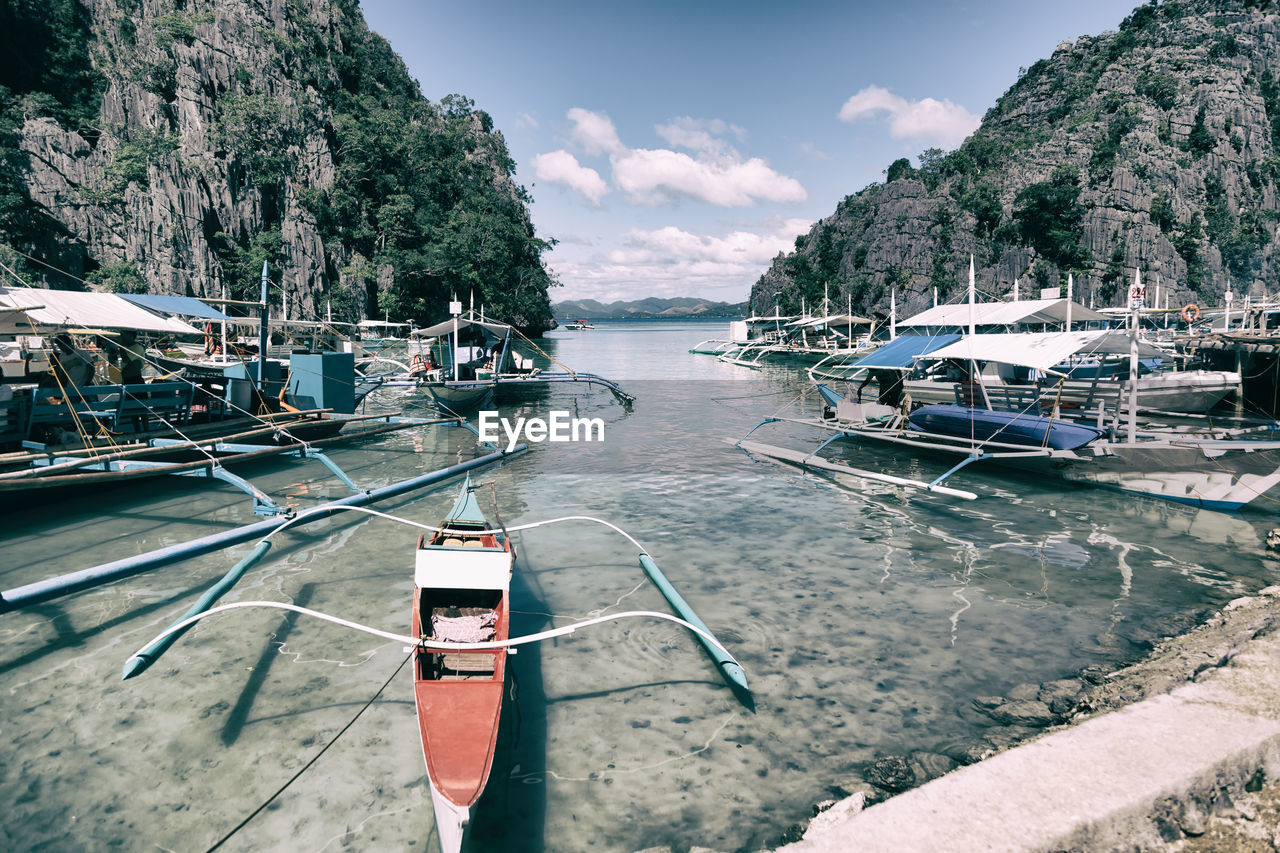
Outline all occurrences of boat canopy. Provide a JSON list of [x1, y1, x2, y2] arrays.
[[120, 293, 233, 322], [898, 298, 1107, 329], [916, 331, 1166, 374], [358, 320, 410, 330], [0, 287, 201, 335], [745, 313, 798, 324], [411, 315, 512, 338], [0, 305, 36, 335], [842, 333, 963, 371], [785, 313, 873, 329]]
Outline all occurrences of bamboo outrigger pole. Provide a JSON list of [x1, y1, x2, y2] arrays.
[[0, 444, 527, 614]]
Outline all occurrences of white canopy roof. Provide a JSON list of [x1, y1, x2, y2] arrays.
[[411, 315, 512, 338], [0, 287, 201, 335], [785, 312, 873, 328], [898, 298, 1108, 328], [916, 331, 1166, 373]]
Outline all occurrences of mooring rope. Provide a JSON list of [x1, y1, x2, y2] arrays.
[[205, 649, 413, 852], [257, 504, 650, 553]]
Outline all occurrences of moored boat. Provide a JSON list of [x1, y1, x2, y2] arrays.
[[411, 475, 513, 852]]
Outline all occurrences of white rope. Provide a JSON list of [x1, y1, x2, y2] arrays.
[[260, 504, 649, 552], [125, 601, 735, 664]]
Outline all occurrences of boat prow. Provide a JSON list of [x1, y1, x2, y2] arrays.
[[429, 785, 472, 853]]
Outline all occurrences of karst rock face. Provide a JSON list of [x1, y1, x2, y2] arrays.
[[754, 0, 1280, 321], [3, 0, 554, 332]]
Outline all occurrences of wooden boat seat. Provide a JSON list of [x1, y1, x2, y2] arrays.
[[439, 652, 497, 679]]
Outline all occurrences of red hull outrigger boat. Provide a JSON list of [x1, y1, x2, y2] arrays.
[[411, 475, 514, 852]]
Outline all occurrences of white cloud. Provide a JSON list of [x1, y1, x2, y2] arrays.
[[838, 85, 980, 149], [567, 107, 625, 155], [798, 142, 829, 161], [613, 148, 807, 207], [532, 150, 609, 205], [548, 219, 812, 301], [540, 108, 806, 208], [654, 117, 745, 157]]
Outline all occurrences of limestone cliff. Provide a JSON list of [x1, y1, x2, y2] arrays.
[[754, 0, 1280, 320], [0, 0, 555, 331]]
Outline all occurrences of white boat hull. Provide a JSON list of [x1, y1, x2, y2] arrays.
[[903, 370, 1238, 414], [429, 783, 472, 853]]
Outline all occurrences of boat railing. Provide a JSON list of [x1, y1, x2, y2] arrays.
[[28, 381, 195, 437]]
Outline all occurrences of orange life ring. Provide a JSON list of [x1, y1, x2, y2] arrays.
[[1181, 303, 1200, 323]]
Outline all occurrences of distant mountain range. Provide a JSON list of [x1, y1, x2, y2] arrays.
[[553, 297, 748, 320]]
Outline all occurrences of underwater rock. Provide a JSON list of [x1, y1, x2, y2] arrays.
[[985, 699, 1056, 728], [864, 756, 916, 792]]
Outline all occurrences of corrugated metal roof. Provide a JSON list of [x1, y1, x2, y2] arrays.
[[0, 287, 201, 335]]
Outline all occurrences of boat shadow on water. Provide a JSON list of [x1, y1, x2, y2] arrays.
[[219, 582, 317, 747], [470, 549, 547, 852]]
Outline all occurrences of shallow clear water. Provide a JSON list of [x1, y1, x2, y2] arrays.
[[2, 320, 1279, 852]]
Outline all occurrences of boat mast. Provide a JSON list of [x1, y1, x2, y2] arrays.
[[257, 262, 269, 400], [450, 294, 462, 382], [890, 286, 897, 340], [1066, 273, 1073, 331], [1127, 269, 1142, 444], [220, 284, 228, 358], [967, 255, 976, 338]]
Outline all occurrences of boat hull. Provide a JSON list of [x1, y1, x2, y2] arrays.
[[1063, 441, 1280, 511], [425, 381, 496, 411], [904, 370, 1239, 414], [412, 483, 513, 852], [907, 404, 1106, 450]]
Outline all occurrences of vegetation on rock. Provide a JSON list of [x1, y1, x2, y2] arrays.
[[0, 0, 555, 332], [754, 0, 1280, 320]]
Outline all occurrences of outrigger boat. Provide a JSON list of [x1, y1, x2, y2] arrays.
[[361, 310, 634, 412], [737, 302, 1280, 511], [114, 471, 753, 849], [412, 475, 513, 853]]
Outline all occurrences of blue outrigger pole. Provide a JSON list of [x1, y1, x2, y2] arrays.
[[0, 444, 527, 614], [638, 553, 753, 709]]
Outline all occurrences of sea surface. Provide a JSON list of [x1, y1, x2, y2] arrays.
[[3, 319, 1279, 852]]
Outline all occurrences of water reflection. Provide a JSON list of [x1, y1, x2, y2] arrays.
[[2, 322, 1278, 851]]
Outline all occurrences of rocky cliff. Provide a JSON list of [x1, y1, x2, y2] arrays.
[[0, 0, 555, 331], [754, 0, 1280, 321]]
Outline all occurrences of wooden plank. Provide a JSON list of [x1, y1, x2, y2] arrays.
[[736, 438, 978, 500]]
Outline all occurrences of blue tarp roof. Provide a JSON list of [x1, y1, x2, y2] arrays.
[[121, 294, 233, 322], [844, 333, 963, 371]]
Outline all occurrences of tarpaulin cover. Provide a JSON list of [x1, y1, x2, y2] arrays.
[[916, 331, 1166, 372], [898, 298, 1108, 328], [120, 293, 233, 322], [840, 333, 963, 371]]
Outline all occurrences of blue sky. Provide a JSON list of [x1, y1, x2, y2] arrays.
[[360, 0, 1139, 304]]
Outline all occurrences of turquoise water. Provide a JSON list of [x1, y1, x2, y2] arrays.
[[2, 320, 1279, 852]]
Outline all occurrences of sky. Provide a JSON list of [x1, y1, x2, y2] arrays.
[[360, 0, 1140, 305]]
